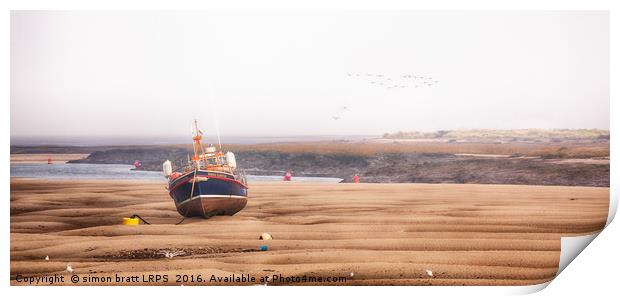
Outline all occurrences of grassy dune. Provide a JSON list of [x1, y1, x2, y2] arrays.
[[383, 129, 609, 141]]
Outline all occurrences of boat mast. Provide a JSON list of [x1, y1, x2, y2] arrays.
[[191, 120, 206, 169]]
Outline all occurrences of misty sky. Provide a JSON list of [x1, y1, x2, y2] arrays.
[[11, 11, 609, 138]]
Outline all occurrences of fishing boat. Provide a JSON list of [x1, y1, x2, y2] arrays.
[[162, 120, 248, 218]]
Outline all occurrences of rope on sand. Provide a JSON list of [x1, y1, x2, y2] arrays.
[[129, 214, 151, 225]]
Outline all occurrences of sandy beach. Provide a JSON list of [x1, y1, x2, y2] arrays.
[[11, 154, 89, 164], [10, 179, 609, 286]]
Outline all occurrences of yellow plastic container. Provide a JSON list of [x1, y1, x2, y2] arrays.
[[122, 217, 140, 226]]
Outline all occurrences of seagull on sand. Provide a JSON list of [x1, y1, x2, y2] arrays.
[[66, 264, 74, 273], [45, 256, 49, 261], [425, 269, 433, 277]]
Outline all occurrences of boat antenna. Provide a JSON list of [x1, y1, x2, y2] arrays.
[[214, 109, 222, 150], [206, 79, 223, 150]]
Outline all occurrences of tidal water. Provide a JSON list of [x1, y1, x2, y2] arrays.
[[10, 163, 343, 183]]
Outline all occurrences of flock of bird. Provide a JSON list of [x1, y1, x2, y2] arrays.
[[346, 72, 439, 90], [331, 72, 440, 120]]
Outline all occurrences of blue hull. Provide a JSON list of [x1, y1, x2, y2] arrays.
[[168, 170, 248, 218]]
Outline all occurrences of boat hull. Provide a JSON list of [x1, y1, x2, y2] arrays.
[[168, 170, 248, 218], [175, 195, 247, 218]]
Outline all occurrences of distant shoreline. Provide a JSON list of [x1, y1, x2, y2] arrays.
[[10, 153, 89, 164], [10, 137, 610, 187]]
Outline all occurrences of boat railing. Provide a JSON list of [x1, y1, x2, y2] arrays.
[[236, 169, 248, 185], [173, 162, 245, 183]]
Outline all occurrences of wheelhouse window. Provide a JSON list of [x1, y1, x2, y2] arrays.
[[207, 157, 218, 165]]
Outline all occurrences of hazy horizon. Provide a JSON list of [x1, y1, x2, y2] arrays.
[[11, 11, 609, 139], [10, 134, 378, 146], [10, 127, 610, 146]]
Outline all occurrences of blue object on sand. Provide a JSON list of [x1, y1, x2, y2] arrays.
[[260, 245, 268, 251]]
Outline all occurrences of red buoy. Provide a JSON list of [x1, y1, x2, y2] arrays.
[[47, 158, 53, 165], [283, 171, 292, 181]]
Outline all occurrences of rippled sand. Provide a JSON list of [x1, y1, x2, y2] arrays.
[[10, 179, 608, 285]]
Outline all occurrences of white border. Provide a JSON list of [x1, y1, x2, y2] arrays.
[[3, 1, 617, 296]]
